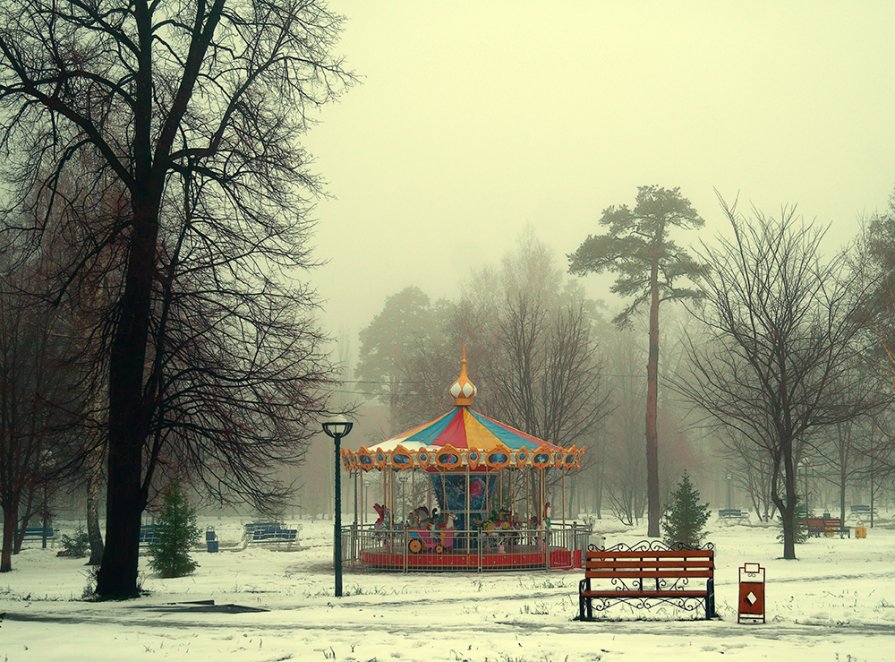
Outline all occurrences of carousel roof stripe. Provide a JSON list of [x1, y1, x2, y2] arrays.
[[468, 410, 560, 450], [437, 409, 469, 447], [361, 406, 562, 453], [462, 408, 497, 448], [383, 409, 453, 444], [404, 408, 458, 445]]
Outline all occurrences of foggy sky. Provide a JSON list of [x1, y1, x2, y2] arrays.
[[305, 1, 895, 349]]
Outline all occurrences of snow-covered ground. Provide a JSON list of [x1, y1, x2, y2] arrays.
[[1, 514, 893, 661]]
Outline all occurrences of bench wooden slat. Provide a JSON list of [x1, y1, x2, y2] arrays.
[[586, 559, 714, 569], [586, 550, 713, 559], [586, 570, 714, 579]]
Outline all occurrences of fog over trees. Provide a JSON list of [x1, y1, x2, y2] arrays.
[[1, 1, 895, 581]]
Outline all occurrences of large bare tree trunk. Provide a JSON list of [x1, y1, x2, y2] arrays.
[[1, 506, 16, 572], [96, 187, 159, 597], [645, 266, 661, 537], [86, 444, 104, 565], [774, 453, 797, 560]]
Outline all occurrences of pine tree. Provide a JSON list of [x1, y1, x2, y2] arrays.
[[148, 484, 200, 578], [662, 472, 711, 549]]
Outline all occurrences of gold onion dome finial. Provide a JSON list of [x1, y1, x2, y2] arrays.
[[450, 345, 477, 406]]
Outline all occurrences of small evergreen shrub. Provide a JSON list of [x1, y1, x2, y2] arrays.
[[57, 525, 90, 558], [148, 483, 200, 578], [662, 472, 711, 549]]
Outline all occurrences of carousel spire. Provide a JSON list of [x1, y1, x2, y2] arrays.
[[450, 344, 477, 406]]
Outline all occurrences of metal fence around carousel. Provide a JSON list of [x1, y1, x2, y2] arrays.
[[341, 521, 592, 572]]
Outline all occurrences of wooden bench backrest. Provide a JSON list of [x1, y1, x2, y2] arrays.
[[585, 549, 714, 579], [804, 517, 842, 528]]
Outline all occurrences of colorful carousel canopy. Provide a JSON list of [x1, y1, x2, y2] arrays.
[[342, 349, 583, 473]]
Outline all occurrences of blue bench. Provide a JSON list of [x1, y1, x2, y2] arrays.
[[139, 524, 160, 545], [20, 526, 55, 541], [243, 522, 298, 544], [718, 508, 749, 523]]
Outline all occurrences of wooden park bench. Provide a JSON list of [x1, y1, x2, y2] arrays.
[[801, 517, 851, 538], [849, 504, 874, 519], [243, 522, 298, 545], [578, 542, 716, 621], [718, 508, 749, 524]]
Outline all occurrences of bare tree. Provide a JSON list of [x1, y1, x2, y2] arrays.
[[0, 0, 350, 597], [677, 198, 876, 559], [0, 268, 82, 571]]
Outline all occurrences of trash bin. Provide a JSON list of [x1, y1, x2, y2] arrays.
[[738, 562, 766, 624], [856, 520, 867, 539], [206, 527, 219, 553]]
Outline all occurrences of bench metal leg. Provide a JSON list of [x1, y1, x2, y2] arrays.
[[578, 578, 593, 621], [706, 578, 716, 619]]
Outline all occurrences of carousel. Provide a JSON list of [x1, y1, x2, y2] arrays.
[[340, 350, 592, 572]]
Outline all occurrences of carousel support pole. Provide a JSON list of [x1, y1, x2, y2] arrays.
[[562, 469, 566, 530], [543, 469, 550, 570], [525, 469, 530, 531], [351, 470, 358, 559], [466, 462, 471, 542], [390, 470, 396, 528]]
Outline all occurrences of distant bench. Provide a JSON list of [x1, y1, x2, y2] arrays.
[[20, 526, 55, 542], [243, 522, 298, 545], [139, 524, 160, 545], [801, 517, 851, 538], [850, 504, 874, 518], [718, 508, 749, 524]]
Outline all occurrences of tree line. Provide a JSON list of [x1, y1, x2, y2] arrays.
[[0, 0, 351, 593], [357, 188, 895, 561]]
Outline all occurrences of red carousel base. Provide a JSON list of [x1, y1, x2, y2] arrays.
[[359, 545, 582, 571]]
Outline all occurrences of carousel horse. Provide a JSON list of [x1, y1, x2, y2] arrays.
[[372, 503, 390, 545], [373, 503, 390, 528], [408, 505, 430, 529]]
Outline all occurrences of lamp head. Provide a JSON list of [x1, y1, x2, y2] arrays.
[[322, 420, 353, 439]]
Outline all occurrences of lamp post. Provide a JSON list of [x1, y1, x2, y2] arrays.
[[725, 471, 733, 509], [800, 460, 810, 517], [40, 450, 55, 550], [322, 420, 353, 598]]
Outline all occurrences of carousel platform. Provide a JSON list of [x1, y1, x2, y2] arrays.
[[347, 524, 588, 572], [358, 544, 582, 571]]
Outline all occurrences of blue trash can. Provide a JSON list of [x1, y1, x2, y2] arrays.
[[206, 527, 218, 553]]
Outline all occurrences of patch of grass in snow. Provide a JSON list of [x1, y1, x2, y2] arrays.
[[517, 576, 567, 590], [519, 601, 550, 615], [298, 583, 410, 598]]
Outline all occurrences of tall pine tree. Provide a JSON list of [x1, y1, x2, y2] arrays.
[[569, 186, 704, 537]]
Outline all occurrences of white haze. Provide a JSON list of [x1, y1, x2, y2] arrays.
[[304, 1, 895, 342]]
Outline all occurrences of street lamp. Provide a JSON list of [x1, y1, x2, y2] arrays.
[[800, 460, 810, 517], [322, 420, 353, 598], [725, 472, 733, 509], [40, 450, 55, 550]]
